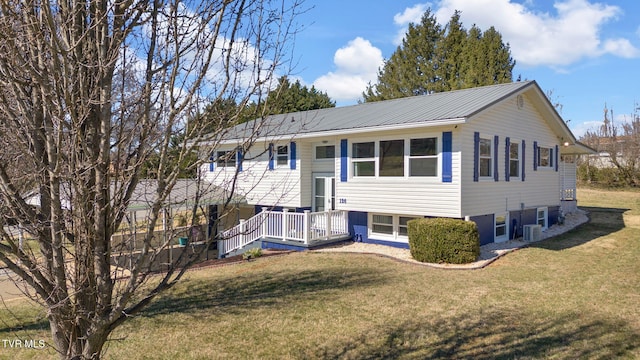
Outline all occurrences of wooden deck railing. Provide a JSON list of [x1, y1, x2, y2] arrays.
[[218, 209, 349, 257]]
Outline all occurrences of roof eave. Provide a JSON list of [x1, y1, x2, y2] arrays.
[[216, 117, 468, 145]]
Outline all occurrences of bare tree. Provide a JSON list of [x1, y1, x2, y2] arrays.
[[581, 103, 640, 186], [0, 0, 303, 358]]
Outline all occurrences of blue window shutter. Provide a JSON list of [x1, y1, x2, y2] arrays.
[[555, 145, 559, 171], [505, 137, 511, 182], [289, 142, 297, 170], [340, 139, 348, 182], [493, 135, 499, 182], [268, 143, 274, 170], [533, 141, 538, 171], [521, 140, 526, 181], [237, 149, 243, 172], [442, 131, 452, 183], [473, 132, 479, 182]]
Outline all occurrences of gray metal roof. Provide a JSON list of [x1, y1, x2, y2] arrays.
[[227, 81, 537, 140], [24, 179, 242, 212], [126, 179, 243, 211]]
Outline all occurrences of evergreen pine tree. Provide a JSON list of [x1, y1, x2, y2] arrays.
[[363, 9, 515, 102]]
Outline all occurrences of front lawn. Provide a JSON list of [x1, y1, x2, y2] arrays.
[[2, 188, 639, 359]]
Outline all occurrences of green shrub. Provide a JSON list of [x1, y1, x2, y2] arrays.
[[407, 218, 480, 264], [242, 247, 263, 260]]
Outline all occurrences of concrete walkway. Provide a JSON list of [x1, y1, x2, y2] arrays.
[[313, 210, 590, 269]]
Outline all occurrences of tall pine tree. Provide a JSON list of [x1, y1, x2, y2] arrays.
[[364, 9, 515, 102], [263, 76, 335, 115]]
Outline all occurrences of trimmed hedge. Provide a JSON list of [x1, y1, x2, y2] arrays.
[[407, 218, 480, 264]]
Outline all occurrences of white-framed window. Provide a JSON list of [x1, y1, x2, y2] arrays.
[[276, 145, 289, 166], [494, 212, 509, 242], [537, 146, 554, 169], [379, 139, 404, 177], [350, 135, 441, 179], [371, 214, 393, 235], [479, 137, 493, 178], [509, 141, 520, 178], [315, 145, 335, 160], [537, 207, 548, 230], [352, 142, 375, 177], [370, 213, 420, 240], [398, 216, 415, 236], [216, 150, 236, 168], [409, 137, 438, 177]]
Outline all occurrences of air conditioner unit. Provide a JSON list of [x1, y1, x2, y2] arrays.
[[523, 224, 542, 241]]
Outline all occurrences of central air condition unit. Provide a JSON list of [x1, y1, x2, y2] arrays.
[[523, 224, 542, 241]]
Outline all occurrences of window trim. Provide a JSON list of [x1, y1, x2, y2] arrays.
[[509, 140, 520, 179], [537, 207, 548, 230], [409, 137, 439, 177], [494, 212, 509, 243], [379, 139, 405, 177], [276, 145, 289, 167], [371, 214, 394, 235], [369, 213, 420, 241], [352, 141, 376, 177], [216, 150, 236, 168], [314, 144, 336, 161], [349, 135, 442, 179], [537, 145, 554, 169], [478, 136, 493, 179]]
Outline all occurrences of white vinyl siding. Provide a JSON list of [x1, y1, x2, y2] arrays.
[[202, 143, 303, 208], [461, 93, 561, 217], [336, 128, 460, 218]]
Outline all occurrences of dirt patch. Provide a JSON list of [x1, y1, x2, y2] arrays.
[[624, 214, 640, 228], [188, 249, 293, 270]]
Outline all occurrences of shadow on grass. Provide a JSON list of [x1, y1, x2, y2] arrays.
[[532, 206, 628, 252], [304, 309, 640, 359], [143, 266, 388, 318], [0, 314, 49, 336]]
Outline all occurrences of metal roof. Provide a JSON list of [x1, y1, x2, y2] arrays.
[[24, 179, 242, 212], [227, 81, 538, 141]]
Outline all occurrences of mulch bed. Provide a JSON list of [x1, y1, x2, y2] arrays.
[[189, 249, 294, 270]]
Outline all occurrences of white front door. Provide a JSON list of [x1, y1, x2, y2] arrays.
[[313, 174, 335, 212]]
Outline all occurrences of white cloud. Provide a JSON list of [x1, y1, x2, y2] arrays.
[[570, 120, 601, 138], [433, 0, 640, 67], [393, 3, 431, 45], [603, 38, 640, 58], [313, 37, 384, 102]]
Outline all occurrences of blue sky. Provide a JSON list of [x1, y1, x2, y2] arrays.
[[287, 0, 640, 138]]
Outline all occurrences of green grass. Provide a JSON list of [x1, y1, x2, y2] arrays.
[[1, 188, 639, 359]]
